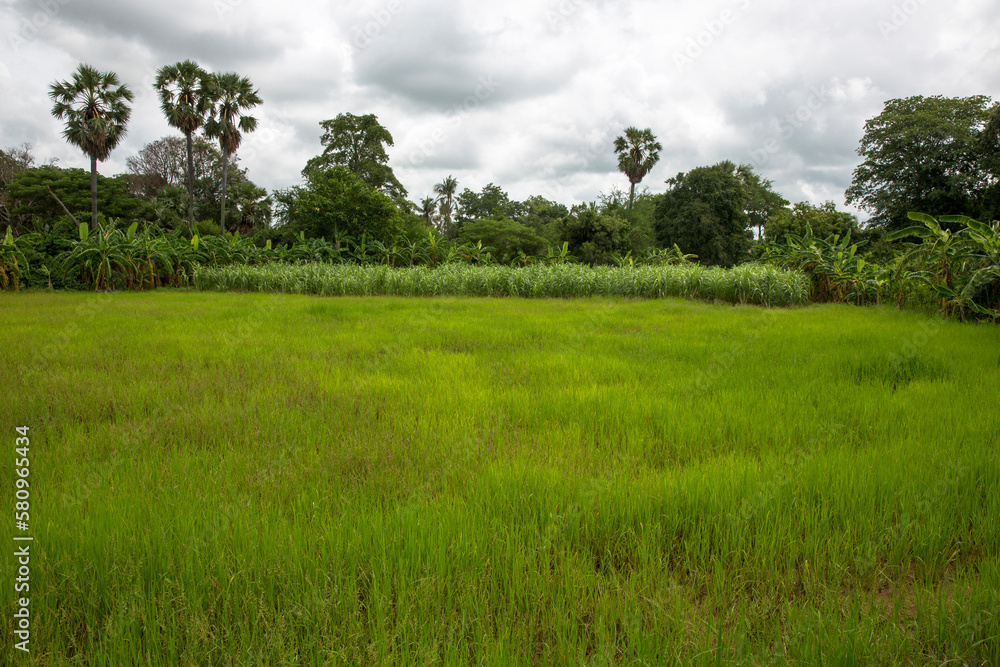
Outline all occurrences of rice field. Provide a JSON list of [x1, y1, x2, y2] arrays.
[[1, 290, 998, 665], [193, 262, 813, 307]]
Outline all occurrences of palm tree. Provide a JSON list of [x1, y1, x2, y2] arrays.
[[613, 127, 662, 209], [434, 175, 458, 232], [419, 196, 437, 227], [49, 64, 134, 227], [154, 60, 211, 234], [202, 72, 261, 236]]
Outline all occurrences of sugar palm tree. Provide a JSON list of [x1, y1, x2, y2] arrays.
[[434, 175, 458, 232], [613, 127, 662, 209], [419, 196, 438, 227], [49, 64, 134, 227], [154, 60, 211, 233], [202, 72, 261, 236]]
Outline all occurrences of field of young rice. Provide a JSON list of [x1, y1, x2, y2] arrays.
[[1, 291, 997, 665], [193, 262, 813, 307]]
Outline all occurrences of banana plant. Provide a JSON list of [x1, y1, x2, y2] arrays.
[[887, 212, 984, 316], [938, 215, 1000, 318], [459, 240, 494, 266], [397, 237, 430, 267], [0, 226, 34, 291], [645, 244, 697, 266], [329, 228, 352, 256], [424, 231, 452, 267], [759, 225, 878, 304], [544, 241, 573, 265], [57, 223, 136, 291], [611, 250, 634, 267], [510, 249, 533, 268]]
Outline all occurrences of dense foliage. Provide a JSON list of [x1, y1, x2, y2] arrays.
[[275, 166, 405, 245], [758, 213, 1000, 320], [655, 161, 786, 267], [6, 66, 999, 323], [764, 201, 860, 243], [846, 95, 1000, 231]]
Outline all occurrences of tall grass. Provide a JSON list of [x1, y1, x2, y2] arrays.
[[194, 262, 812, 307]]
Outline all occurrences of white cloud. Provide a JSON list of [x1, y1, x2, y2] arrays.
[[1, 0, 998, 216]]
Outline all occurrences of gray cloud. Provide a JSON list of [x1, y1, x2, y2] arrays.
[[1, 0, 998, 213]]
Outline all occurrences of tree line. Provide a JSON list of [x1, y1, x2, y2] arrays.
[[2, 61, 999, 299]]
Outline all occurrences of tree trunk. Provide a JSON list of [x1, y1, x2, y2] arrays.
[[220, 147, 229, 237], [186, 130, 196, 235], [90, 154, 98, 227], [47, 186, 82, 227], [629, 182, 636, 210]]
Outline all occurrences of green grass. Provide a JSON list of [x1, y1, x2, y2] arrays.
[[1, 291, 998, 665], [193, 262, 813, 307]]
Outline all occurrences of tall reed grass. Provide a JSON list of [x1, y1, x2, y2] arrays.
[[194, 262, 812, 307]]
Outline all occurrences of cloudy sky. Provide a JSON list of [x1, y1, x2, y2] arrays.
[[1, 0, 998, 218]]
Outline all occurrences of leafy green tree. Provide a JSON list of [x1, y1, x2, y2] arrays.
[[739, 167, 788, 239], [456, 183, 524, 223], [765, 201, 859, 243], [434, 175, 458, 233], [597, 186, 658, 254], [980, 105, 1000, 222], [1, 144, 35, 233], [155, 60, 212, 231], [655, 160, 769, 266], [458, 218, 547, 264], [222, 180, 272, 234], [564, 205, 634, 265], [203, 72, 261, 236], [845, 95, 997, 232], [521, 195, 569, 245], [49, 64, 134, 226], [276, 166, 403, 244], [7, 166, 150, 228], [613, 127, 662, 208], [303, 113, 407, 206]]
